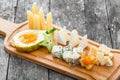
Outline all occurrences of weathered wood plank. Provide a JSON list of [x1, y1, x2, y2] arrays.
[[105, 0, 120, 49], [0, 0, 17, 80], [7, 0, 49, 80], [50, 0, 111, 79], [84, 0, 111, 46], [0, 35, 9, 80]]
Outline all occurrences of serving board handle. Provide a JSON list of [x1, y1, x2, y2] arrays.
[[0, 18, 19, 36]]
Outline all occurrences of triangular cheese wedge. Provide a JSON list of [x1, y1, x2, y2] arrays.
[[79, 35, 88, 49], [57, 27, 69, 45], [69, 29, 79, 47]]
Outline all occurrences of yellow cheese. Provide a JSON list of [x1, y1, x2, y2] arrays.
[[32, 2, 38, 14], [46, 12, 53, 30], [27, 11, 34, 29], [33, 14, 40, 29], [39, 7, 45, 30]]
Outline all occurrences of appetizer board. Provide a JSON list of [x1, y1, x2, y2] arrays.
[[0, 18, 120, 80]]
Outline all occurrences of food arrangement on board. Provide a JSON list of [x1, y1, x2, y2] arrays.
[[12, 2, 114, 70]]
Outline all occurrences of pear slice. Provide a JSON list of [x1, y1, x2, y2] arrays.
[[13, 30, 45, 52]]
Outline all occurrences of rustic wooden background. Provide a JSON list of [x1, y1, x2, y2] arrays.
[[0, 0, 120, 80]]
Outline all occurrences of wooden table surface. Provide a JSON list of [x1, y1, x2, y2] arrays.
[[0, 0, 120, 80]]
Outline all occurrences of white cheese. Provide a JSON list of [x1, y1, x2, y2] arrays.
[[73, 47, 83, 55], [63, 45, 72, 52], [99, 44, 111, 55], [105, 57, 113, 66], [78, 35, 88, 49], [96, 52, 104, 65], [52, 46, 63, 58], [57, 27, 69, 45], [70, 52, 81, 60], [69, 29, 79, 48]]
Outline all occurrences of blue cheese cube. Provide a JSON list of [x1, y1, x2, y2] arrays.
[[52, 46, 63, 59], [63, 45, 72, 52], [63, 51, 81, 66]]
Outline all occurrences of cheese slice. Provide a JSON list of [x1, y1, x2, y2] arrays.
[[27, 11, 34, 29], [99, 44, 111, 55], [57, 27, 69, 45], [33, 14, 40, 29], [69, 29, 79, 47], [32, 2, 38, 14], [78, 35, 88, 49], [39, 7, 45, 30], [46, 12, 53, 30]]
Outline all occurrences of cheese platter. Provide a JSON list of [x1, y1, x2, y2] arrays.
[[0, 2, 120, 80]]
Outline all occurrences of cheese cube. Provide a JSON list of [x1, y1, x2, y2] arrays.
[[105, 57, 113, 66], [63, 45, 72, 52], [63, 51, 72, 63], [63, 51, 81, 66], [52, 46, 63, 59], [96, 52, 104, 65], [108, 52, 114, 59]]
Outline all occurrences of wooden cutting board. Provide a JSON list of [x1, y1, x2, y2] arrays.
[[0, 18, 120, 80]]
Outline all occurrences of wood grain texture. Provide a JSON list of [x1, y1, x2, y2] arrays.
[[105, 0, 120, 49], [84, 0, 111, 47], [3, 23, 120, 80], [0, 0, 17, 80], [0, 0, 119, 80], [7, 0, 49, 80]]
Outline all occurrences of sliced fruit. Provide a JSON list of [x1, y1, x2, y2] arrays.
[[40, 28, 56, 52], [13, 30, 45, 52]]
